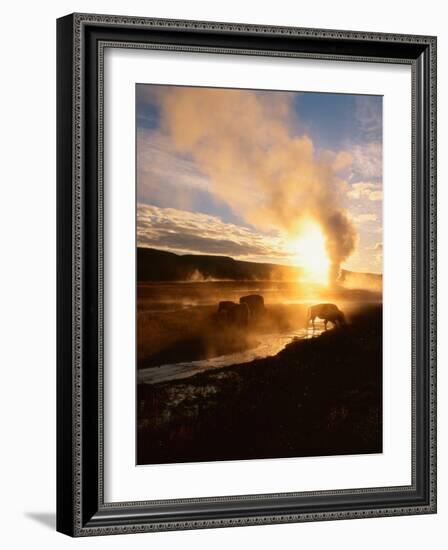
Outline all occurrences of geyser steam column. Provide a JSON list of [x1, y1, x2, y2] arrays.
[[321, 210, 358, 284], [151, 86, 358, 283]]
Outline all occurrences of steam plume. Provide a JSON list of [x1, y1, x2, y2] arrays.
[[152, 86, 357, 281]]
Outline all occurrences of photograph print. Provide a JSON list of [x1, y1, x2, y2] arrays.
[[136, 84, 383, 465]]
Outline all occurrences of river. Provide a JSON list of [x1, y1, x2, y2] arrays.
[[137, 324, 324, 384]]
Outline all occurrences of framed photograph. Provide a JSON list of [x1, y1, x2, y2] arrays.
[[57, 13, 437, 536]]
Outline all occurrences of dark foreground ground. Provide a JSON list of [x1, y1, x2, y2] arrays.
[[137, 304, 382, 465]]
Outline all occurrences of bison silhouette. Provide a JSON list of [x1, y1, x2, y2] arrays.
[[217, 301, 250, 326], [308, 303, 346, 331], [239, 294, 264, 317], [218, 301, 237, 314]]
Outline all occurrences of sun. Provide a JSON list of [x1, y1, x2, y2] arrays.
[[290, 219, 330, 286]]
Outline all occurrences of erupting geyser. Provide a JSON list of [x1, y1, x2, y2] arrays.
[[149, 86, 357, 283]]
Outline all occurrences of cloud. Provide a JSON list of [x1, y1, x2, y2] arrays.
[[368, 190, 383, 201], [372, 242, 383, 265], [330, 150, 353, 173], [348, 181, 383, 201], [137, 203, 289, 262], [350, 142, 382, 181], [355, 96, 383, 143], [137, 130, 211, 208], [353, 213, 378, 223]]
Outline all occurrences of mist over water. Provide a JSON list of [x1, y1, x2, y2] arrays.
[[137, 281, 381, 384], [138, 280, 325, 310]]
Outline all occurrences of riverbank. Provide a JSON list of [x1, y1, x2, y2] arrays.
[[137, 304, 382, 465]]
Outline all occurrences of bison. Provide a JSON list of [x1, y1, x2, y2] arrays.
[[217, 301, 250, 326], [239, 294, 264, 317], [308, 303, 346, 331], [228, 302, 250, 326], [218, 301, 237, 314]]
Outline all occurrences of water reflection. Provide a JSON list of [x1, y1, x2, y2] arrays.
[[138, 323, 324, 384]]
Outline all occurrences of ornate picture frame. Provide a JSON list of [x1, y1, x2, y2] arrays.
[[57, 13, 436, 536]]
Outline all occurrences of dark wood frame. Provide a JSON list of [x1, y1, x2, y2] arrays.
[[57, 13, 437, 536]]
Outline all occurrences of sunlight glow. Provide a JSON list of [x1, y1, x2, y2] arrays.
[[291, 219, 330, 286]]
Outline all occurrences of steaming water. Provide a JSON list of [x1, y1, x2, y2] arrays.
[[138, 281, 324, 309], [138, 325, 324, 385]]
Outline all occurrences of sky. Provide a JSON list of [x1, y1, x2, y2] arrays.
[[136, 84, 382, 274]]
